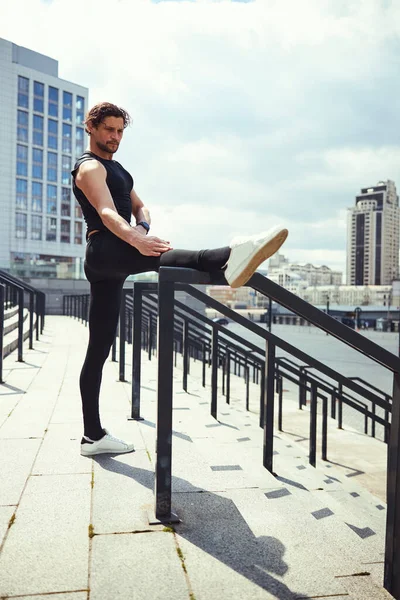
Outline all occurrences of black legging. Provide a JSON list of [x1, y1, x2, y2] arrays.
[[80, 231, 231, 440]]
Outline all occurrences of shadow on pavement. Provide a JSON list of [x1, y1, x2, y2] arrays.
[[94, 456, 312, 600]]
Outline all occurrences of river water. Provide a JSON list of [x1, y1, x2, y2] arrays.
[[227, 322, 398, 396]]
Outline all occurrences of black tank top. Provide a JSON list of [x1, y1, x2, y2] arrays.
[[71, 151, 134, 238]]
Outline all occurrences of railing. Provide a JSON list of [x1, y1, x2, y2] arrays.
[[0, 270, 45, 382], [63, 268, 400, 598]]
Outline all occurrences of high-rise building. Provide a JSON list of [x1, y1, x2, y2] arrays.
[[0, 38, 88, 278], [346, 180, 400, 286]]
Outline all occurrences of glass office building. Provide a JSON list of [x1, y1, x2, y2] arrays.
[[0, 38, 89, 278], [347, 180, 400, 286]]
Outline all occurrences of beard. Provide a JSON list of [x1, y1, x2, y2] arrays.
[[96, 141, 119, 154]]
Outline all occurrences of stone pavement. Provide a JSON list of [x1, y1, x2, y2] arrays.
[[0, 315, 394, 600]]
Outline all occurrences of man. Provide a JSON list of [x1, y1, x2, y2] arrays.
[[72, 102, 288, 457]]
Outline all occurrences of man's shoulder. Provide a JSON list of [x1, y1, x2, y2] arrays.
[[74, 156, 106, 180]]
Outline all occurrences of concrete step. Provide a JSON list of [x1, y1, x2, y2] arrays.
[[2, 309, 34, 358], [168, 355, 391, 596]]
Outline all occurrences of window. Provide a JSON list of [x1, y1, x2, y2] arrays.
[[46, 217, 57, 241], [74, 221, 83, 244], [61, 219, 70, 243], [76, 96, 85, 125], [31, 215, 42, 240], [47, 151, 58, 182], [62, 123, 72, 153], [33, 115, 44, 146], [47, 184, 57, 214], [62, 155, 71, 185], [76, 127, 84, 156], [32, 148, 43, 179], [48, 119, 58, 149], [18, 76, 29, 108], [33, 81, 44, 113], [75, 203, 83, 219], [61, 187, 71, 216], [17, 144, 28, 177], [32, 182, 42, 212], [48, 86, 59, 117], [16, 212, 27, 239], [17, 110, 29, 143], [63, 91, 73, 122], [16, 179, 28, 210]]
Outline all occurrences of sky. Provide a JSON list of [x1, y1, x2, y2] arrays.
[[1, 0, 400, 277]]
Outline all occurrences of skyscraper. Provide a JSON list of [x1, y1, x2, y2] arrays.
[[346, 180, 399, 286], [0, 38, 88, 278]]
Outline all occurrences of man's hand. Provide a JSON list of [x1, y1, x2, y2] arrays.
[[134, 234, 172, 256]]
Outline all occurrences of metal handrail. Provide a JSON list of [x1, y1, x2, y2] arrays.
[[154, 267, 400, 598], [62, 266, 400, 597]]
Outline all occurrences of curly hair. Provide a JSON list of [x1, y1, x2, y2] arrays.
[[84, 102, 131, 134]]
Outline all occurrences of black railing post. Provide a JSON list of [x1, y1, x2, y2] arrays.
[[385, 405, 390, 444], [85, 295, 90, 326], [268, 297, 272, 331], [119, 291, 126, 382], [111, 332, 117, 362], [338, 383, 343, 429], [278, 376, 283, 432], [130, 284, 143, 420], [35, 294, 39, 341], [202, 341, 206, 387], [226, 349, 231, 404], [40, 292, 45, 333], [0, 284, 4, 383], [148, 313, 153, 361], [299, 367, 306, 409], [154, 276, 178, 523], [211, 326, 218, 419], [28, 291, 34, 350], [322, 396, 328, 461], [263, 341, 276, 473], [371, 402, 376, 438], [183, 319, 189, 392], [259, 358, 265, 428], [245, 365, 250, 411], [331, 389, 336, 419], [309, 381, 317, 467], [17, 288, 24, 362], [384, 371, 400, 597]]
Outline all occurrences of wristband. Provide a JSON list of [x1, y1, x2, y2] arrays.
[[137, 221, 150, 234]]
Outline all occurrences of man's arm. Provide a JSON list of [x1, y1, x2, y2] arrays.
[[75, 161, 171, 256], [130, 188, 151, 228]]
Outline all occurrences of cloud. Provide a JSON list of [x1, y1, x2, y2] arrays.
[[1, 0, 400, 278]]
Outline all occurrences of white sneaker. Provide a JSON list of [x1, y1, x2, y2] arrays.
[[225, 226, 288, 288], [80, 429, 135, 456]]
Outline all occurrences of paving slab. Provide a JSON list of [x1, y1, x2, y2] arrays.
[[172, 489, 347, 599], [339, 573, 393, 599], [90, 531, 189, 600], [32, 423, 91, 475], [0, 438, 41, 505], [0, 505, 15, 547], [7, 594, 88, 600], [178, 536, 302, 600], [91, 449, 157, 534], [0, 473, 91, 597]]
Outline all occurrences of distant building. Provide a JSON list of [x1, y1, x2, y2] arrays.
[[346, 180, 400, 286], [0, 37, 88, 278], [302, 284, 392, 307], [267, 253, 343, 296], [206, 285, 260, 307]]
